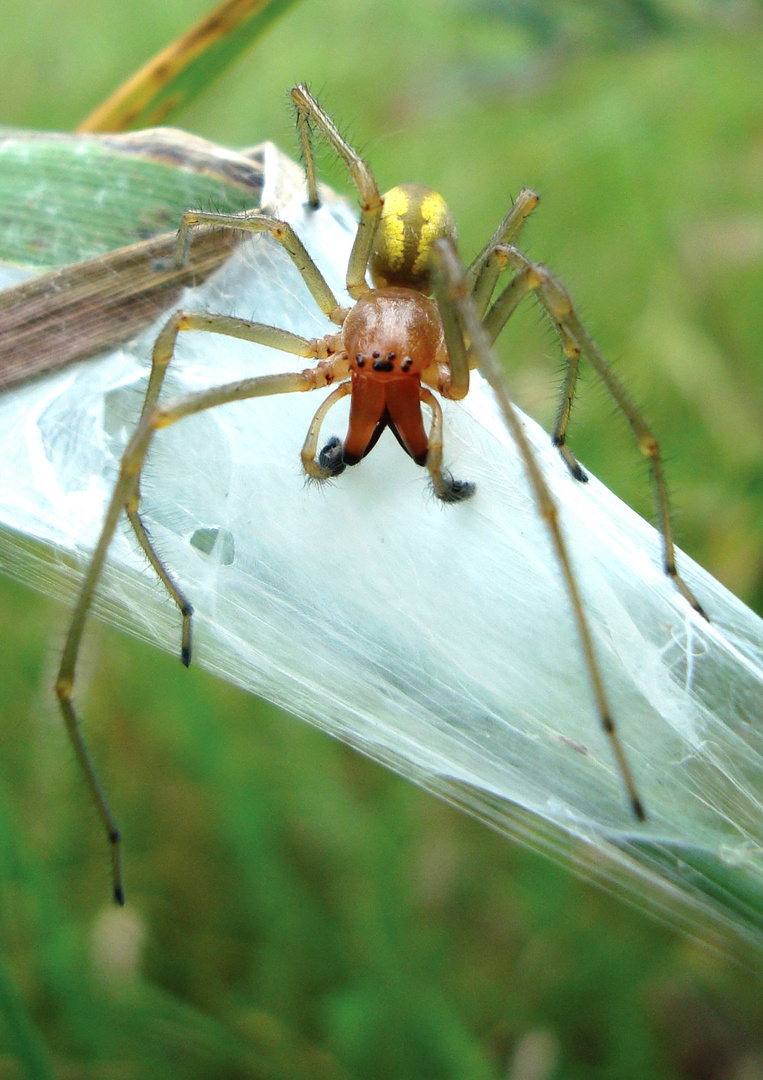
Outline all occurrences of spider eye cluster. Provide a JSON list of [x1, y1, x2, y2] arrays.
[[353, 349, 413, 373], [370, 182, 457, 293], [344, 290, 443, 379]]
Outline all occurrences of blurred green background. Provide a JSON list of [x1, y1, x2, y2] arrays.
[[1, 0, 763, 1076]]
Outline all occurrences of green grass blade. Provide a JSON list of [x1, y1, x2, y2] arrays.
[[79, 0, 303, 133]]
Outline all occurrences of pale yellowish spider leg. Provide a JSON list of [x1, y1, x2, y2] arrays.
[[300, 380, 352, 479], [57, 313, 346, 903], [482, 264, 545, 348], [418, 387, 470, 501], [433, 237, 646, 821], [55, 460, 140, 905], [468, 188, 540, 317], [175, 211, 347, 324], [548, 323, 587, 482], [125, 504, 195, 665], [481, 259, 587, 482], [428, 274, 471, 400], [500, 245, 706, 618], [470, 202, 588, 479], [291, 84, 383, 300], [131, 310, 341, 664]]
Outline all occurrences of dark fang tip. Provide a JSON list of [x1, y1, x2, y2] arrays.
[[181, 646, 191, 668]]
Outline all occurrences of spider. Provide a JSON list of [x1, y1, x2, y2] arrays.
[[55, 84, 705, 905]]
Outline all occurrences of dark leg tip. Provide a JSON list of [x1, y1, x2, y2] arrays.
[[666, 566, 709, 622], [114, 886, 125, 906], [437, 477, 476, 503], [319, 436, 346, 476], [632, 796, 647, 822], [554, 438, 588, 482], [181, 605, 193, 666]]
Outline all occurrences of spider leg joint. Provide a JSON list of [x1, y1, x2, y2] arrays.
[[54, 674, 73, 701], [638, 432, 660, 458], [539, 270, 574, 320]]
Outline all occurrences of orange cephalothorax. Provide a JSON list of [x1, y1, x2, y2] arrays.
[[339, 287, 444, 464]]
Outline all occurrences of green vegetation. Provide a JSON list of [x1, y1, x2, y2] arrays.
[[0, 1, 762, 1076]]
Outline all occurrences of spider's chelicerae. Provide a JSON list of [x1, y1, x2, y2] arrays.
[[56, 84, 706, 904]]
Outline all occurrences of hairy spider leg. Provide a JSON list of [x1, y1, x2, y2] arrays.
[[433, 237, 646, 821], [56, 320, 349, 904], [291, 84, 383, 300], [481, 255, 587, 481], [494, 244, 706, 618], [460, 192, 705, 618], [174, 210, 347, 325], [138, 311, 345, 656], [115, 205, 352, 670], [467, 188, 540, 318]]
